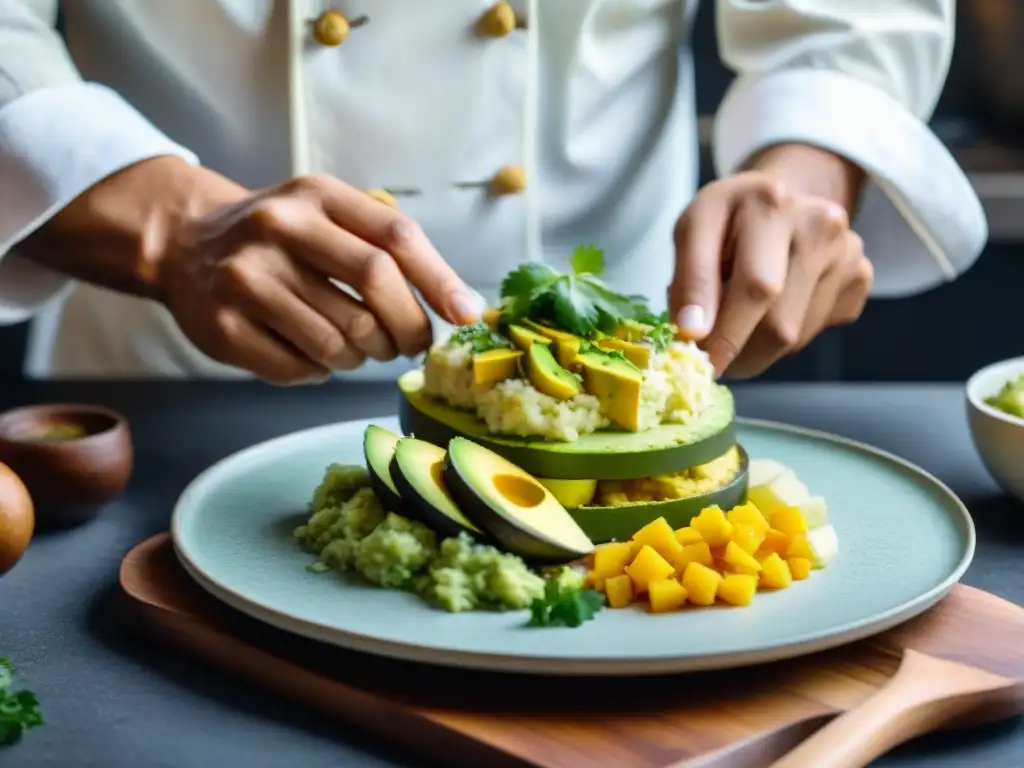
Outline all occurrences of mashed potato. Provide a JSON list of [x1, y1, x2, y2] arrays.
[[422, 339, 716, 441]]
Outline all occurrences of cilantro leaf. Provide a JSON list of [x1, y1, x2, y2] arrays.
[[500, 263, 559, 301], [551, 276, 601, 337], [570, 244, 604, 276], [0, 657, 43, 747], [527, 579, 604, 628], [448, 322, 511, 353]]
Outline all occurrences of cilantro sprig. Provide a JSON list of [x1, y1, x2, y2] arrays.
[[448, 322, 512, 354], [527, 579, 604, 628], [0, 658, 43, 747], [500, 245, 638, 337]]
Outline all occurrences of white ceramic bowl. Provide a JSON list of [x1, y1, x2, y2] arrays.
[[966, 356, 1024, 502]]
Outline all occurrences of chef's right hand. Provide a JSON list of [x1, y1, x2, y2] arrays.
[[158, 172, 483, 385]]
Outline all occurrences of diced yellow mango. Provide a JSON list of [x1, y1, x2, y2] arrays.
[[674, 526, 704, 546], [691, 505, 734, 547], [787, 533, 813, 560], [730, 523, 766, 555], [788, 557, 811, 581], [593, 542, 635, 578], [727, 503, 770, 536], [723, 541, 762, 575], [682, 562, 722, 606], [625, 545, 675, 594], [631, 517, 684, 562], [771, 506, 808, 537], [759, 552, 793, 590], [718, 574, 758, 606], [674, 542, 714, 571], [629, 540, 644, 558], [759, 528, 791, 556], [648, 579, 689, 613], [585, 570, 606, 592], [604, 574, 634, 608]]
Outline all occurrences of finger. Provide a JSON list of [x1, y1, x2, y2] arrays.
[[296, 269, 400, 362], [828, 240, 873, 327], [728, 200, 848, 377], [208, 306, 331, 386], [286, 175, 481, 325], [216, 247, 366, 371], [287, 221, 433, 357], [246, 197, 434, 356], [702, 199, 792, 377], [670, 190, 733, 340]]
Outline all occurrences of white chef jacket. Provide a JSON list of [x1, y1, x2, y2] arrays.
[[0, 0, 987, 381]]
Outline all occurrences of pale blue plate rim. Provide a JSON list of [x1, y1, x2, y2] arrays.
[[170, 416, 976, 677]]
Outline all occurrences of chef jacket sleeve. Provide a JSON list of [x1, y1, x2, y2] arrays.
[[0, 0, 198, 324], [713, 0, 987, 298]]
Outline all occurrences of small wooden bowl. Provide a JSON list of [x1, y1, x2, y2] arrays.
[[0, 403, 133, 529]]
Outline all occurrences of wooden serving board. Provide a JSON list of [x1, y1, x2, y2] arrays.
[[119, 535, 1024, 768]]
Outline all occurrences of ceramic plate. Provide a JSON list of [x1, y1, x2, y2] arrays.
[[171, 417, 975, 676]]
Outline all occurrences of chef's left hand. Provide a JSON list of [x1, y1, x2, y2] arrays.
[[668, 145, 874, 379]]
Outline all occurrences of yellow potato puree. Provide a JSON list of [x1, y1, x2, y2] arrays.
[[594, 447, 741, 506]]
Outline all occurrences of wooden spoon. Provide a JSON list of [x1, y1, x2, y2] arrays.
[[773, 649, 1024, 767]]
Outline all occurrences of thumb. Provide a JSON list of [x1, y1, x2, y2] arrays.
[[669, 198, 731, 341]]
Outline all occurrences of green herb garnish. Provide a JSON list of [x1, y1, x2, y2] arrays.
[[500, 245, 638, 338], [527, 579, 605, 628], [0, 658, 43, 747], [448, 322, 511, 354]]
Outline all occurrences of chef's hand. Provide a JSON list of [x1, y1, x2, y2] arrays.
[[157, 170, 482, 384], [668, 145, 874, 379]]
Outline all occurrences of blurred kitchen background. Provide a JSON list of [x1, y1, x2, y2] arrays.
[[0, 3, 1018, 382]]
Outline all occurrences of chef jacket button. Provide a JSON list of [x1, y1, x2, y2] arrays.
[[491, 164, 527, 196], [313, 10, 351, 46], [476, 2, 520, 37], [364, 188, 398, 208]]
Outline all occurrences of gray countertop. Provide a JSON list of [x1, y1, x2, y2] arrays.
[[1, 381, 1022, 768]]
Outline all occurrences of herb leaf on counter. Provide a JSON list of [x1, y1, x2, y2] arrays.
[[528, 579, 605, 628], [0, 658, 43, 747]]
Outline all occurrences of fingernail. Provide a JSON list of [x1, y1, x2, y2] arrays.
[[677, 305, 708, 334], [448, 288, 485, 323]]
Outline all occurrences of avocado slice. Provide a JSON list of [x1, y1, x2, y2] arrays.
[[507, 323, 552, 352], [524, 341, 582, 400], [596, 337, 652, 369], [363, 424, 403, 512], [536, 478, 598, 508], [565, 447, 749, 543], [398, 369, 735, 480], [472, 347, 522, 386], [522, 318, 581, 345], [388, 437, 484, 539], [481, 307, 503, 329], [576, 347, 644, 431], [443, 437, 595, 563], [615, 319, 653, 342]]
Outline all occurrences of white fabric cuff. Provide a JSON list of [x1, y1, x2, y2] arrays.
[[713, 68, 988, 298], [0, 82, 199, 323]]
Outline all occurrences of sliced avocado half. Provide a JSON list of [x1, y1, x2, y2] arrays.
[[398, 369, 735, 480], [567, 446, 749, 543], [363, 424, 403, 511], [389, 437, 483, 540], [443, 437, 595, 563]]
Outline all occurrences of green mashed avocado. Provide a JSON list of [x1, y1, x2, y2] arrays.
[[985, 374, 1024, 420], [294, 463, 578, 613]]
